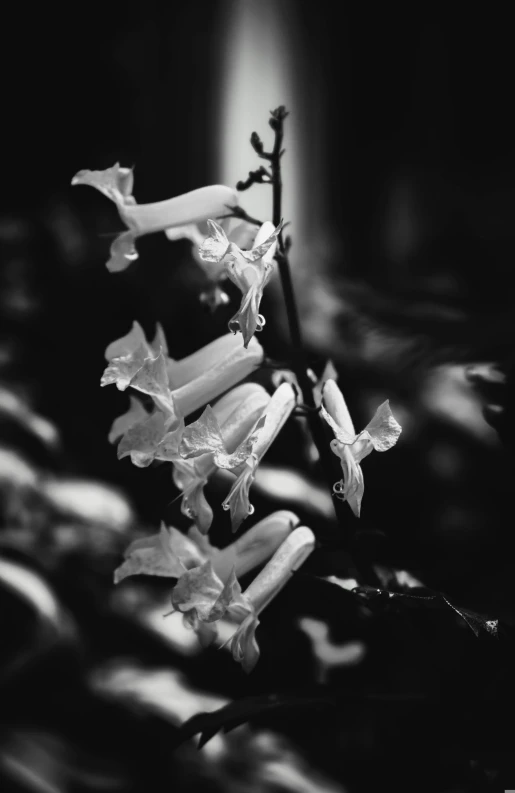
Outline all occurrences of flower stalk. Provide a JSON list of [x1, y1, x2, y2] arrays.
[[253, 107, 380, 586]]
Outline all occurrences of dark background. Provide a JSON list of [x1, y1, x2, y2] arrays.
[[2, 3, 515, 791]]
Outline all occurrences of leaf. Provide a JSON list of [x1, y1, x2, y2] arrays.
[[175, 692, 333, 748]]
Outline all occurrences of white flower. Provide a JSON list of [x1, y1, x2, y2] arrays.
[[230, 526, 316, 672], [320, 379, 402, 516], [165, 216, 259, 309], [221, 382, 296, 531], [71, 163, 239, 273], [173, 383, 270, 532], [102, 323, 264, 458], [113, 510, 299, 585], [199, 219, 282, 346]]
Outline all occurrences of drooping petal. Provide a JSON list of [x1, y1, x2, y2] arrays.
[[107, 231, 139, 273], [230, 613, 260, 673], [229, 281, 267, 348], [321, 379, 356, 442], [172, 460, 213, 533], [108, 395, 149, 444], [222, 458, 257, 532], [331, 443, 365, 517]]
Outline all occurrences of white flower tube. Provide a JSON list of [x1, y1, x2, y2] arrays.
[[222, 382, 297, 531], [230, 526, 316, 672], [71, 163, 239, 273]]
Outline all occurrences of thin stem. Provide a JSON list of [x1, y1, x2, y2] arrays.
[[267, 107, 380, 587]]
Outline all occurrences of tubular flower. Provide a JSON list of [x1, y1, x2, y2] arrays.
[[102, 323, 264, 459], [221, 382, 296, 532], [71, 163, 239, 273], [113, 510, 299, 585], [320, 379, 402, 517], [165, 216, 259, 309], [198, 219, 283, 347], [172, 383, 270, 532], [230, 525, 316, 672]]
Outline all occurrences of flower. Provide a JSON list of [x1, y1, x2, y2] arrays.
[[102, 323, 264, 457], [320, 379, 402, 516], [172, 382, 270, 532], [113, 510, 299, 585], [221, 382, 297, 532], [230, 525, 316, 672], [198, 219, 283, 346], [165, 216, 259, 309], [71, 163, 240, 273], [134, 519, 314, 666]]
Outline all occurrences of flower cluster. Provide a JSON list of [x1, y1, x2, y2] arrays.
[[72, 166, 281, 343], [75, 119, 402, 672]]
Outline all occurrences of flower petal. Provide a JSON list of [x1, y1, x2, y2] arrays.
[[198, 219, 231, 263], [105, 321, 148, 362], [108, 395, 149, 444], [117, 410, 167, 466], [113, 523, 203, 583], [207, 568, 250, 622], [71, 163, 134, 206], [230, 613, 260, 673], [179, 404, 225, 460], [238, 220, 283, 264], [107, 231, 139, 273], [171, 561, 223, 620], [321, 379, 356, 442], [222, 458, 257, 532], [360, 400, 402, 452], [229, 282, 267, 348]]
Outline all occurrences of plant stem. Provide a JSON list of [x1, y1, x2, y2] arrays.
[[267, 108, 379, 587]]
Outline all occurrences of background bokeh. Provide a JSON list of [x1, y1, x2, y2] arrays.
[[2, 3, 515, 791]]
